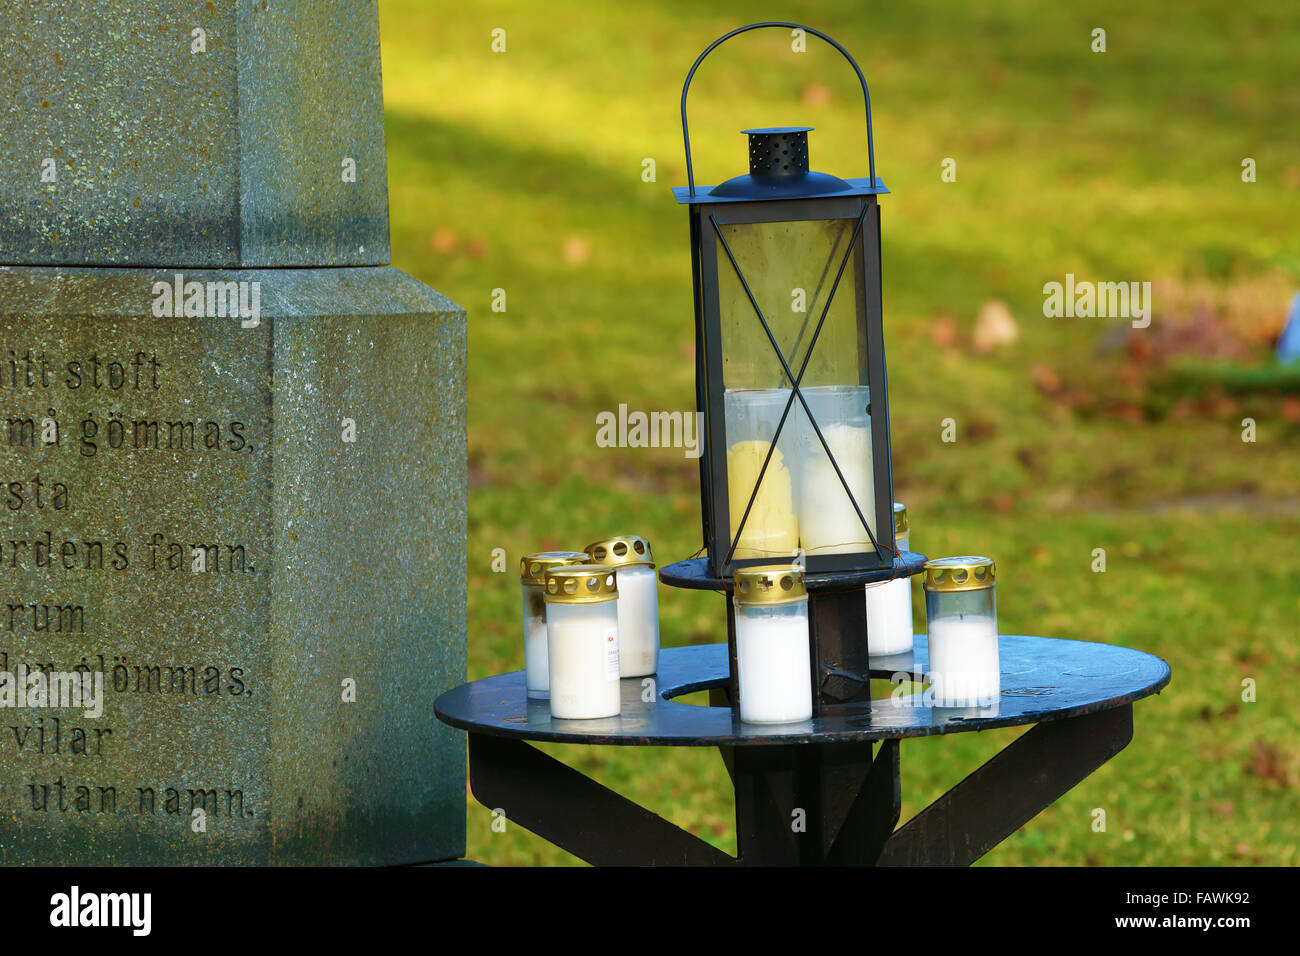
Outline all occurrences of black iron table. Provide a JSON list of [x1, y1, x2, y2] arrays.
[[435, 636, 1170, 866]]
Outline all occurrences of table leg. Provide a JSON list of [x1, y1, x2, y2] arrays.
[[877, 704, 1135, 866], [731, 744, 819, 865], [467, 732, 734, 866], [465, 705, 1134, 867], [824, 739, 901, 865], [732, 739, 900, 866]]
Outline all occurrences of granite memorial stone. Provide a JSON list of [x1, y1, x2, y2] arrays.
[[0, 1, 466, 865]]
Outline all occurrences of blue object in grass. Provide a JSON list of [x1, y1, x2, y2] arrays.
[[1279, 292, 1300, 364]]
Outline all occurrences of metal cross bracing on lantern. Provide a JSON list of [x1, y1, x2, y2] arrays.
[[673, 22, 896, 579]]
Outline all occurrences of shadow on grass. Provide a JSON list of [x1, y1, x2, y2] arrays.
[[384, 107, 650, 211]]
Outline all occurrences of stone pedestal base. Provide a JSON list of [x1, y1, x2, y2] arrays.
[[0, 265, 465, 865]]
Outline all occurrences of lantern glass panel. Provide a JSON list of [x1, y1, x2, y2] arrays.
[[717, 218, 864, 389], [714, 215, 878, 564]]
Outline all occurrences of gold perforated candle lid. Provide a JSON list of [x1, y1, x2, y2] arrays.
[[894, 502, 908, 536], [924, 556, 996, 592], [519, 551, 589, 585], [733, 565, 807, 606], [584, 534, 654, 569], [544, 564, 619, 604]]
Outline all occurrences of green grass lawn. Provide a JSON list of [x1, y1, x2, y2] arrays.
[[378, 0, 1300, 865]]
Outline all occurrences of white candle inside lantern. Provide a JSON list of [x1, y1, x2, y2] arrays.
[[794, 386, 877, 555], [727, 440, 800, 558], [865, 504, 914, 657], [724, 389, 801, 560]]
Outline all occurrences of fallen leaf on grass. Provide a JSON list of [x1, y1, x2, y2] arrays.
[[563, 236, 590, 265], [972, 300, 1019, 353], [1244, 739, 1293, 786], [1118, 362, 1143, 388], [1112, 403, 1145, 424], [431, 227, 457, 254], [1235, 649, 1271, 667], [801, 82, 832, 107], [931, 315, 959, 349], [1031, 364, 1061, 395]]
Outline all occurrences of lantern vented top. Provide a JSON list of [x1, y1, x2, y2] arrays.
[[744, 127, 812, 181], [705, 125, 856, 201]]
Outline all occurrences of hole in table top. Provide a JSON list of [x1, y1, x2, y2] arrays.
[[664, 679, 931, 707]]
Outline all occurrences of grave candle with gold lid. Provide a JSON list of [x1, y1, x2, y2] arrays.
[[864, 503, 914, 657], [543, 564, 622, 720], [733, 564, 812, 724], [924, 556, 1000, 706], [584, 534, 660, 678], [519, 551, 589, 699]]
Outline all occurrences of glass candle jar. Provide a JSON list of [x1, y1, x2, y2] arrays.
[[724, 388, 800, 560], [543, 565, 621, 720], [794, 385, 877, 555], [584, 534, 659, 677], [865, 503, 914, 657], [923, 556, 999, 707], [733, 565, 812, 724], [519, 551, 589, 699]]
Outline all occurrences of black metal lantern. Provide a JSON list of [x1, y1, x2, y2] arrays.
[[675, 23, 894, 578]]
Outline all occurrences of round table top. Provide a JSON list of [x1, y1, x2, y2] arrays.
[[434, 636, 1171, 748]]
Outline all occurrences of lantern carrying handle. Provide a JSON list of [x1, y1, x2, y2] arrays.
[[680, 21, 876, 197]]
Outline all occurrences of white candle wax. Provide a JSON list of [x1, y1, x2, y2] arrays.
[[927, 615, 1000, 706], [521, 585, 549, 699], [735, 605, 812, 724], [798, 422, 877, 554], [614, 565, 660, 677], [546, 601, 621, 720], [865, 583, 914, 656], [524, 617, 549, 698], [865, 531, 914, 656]]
